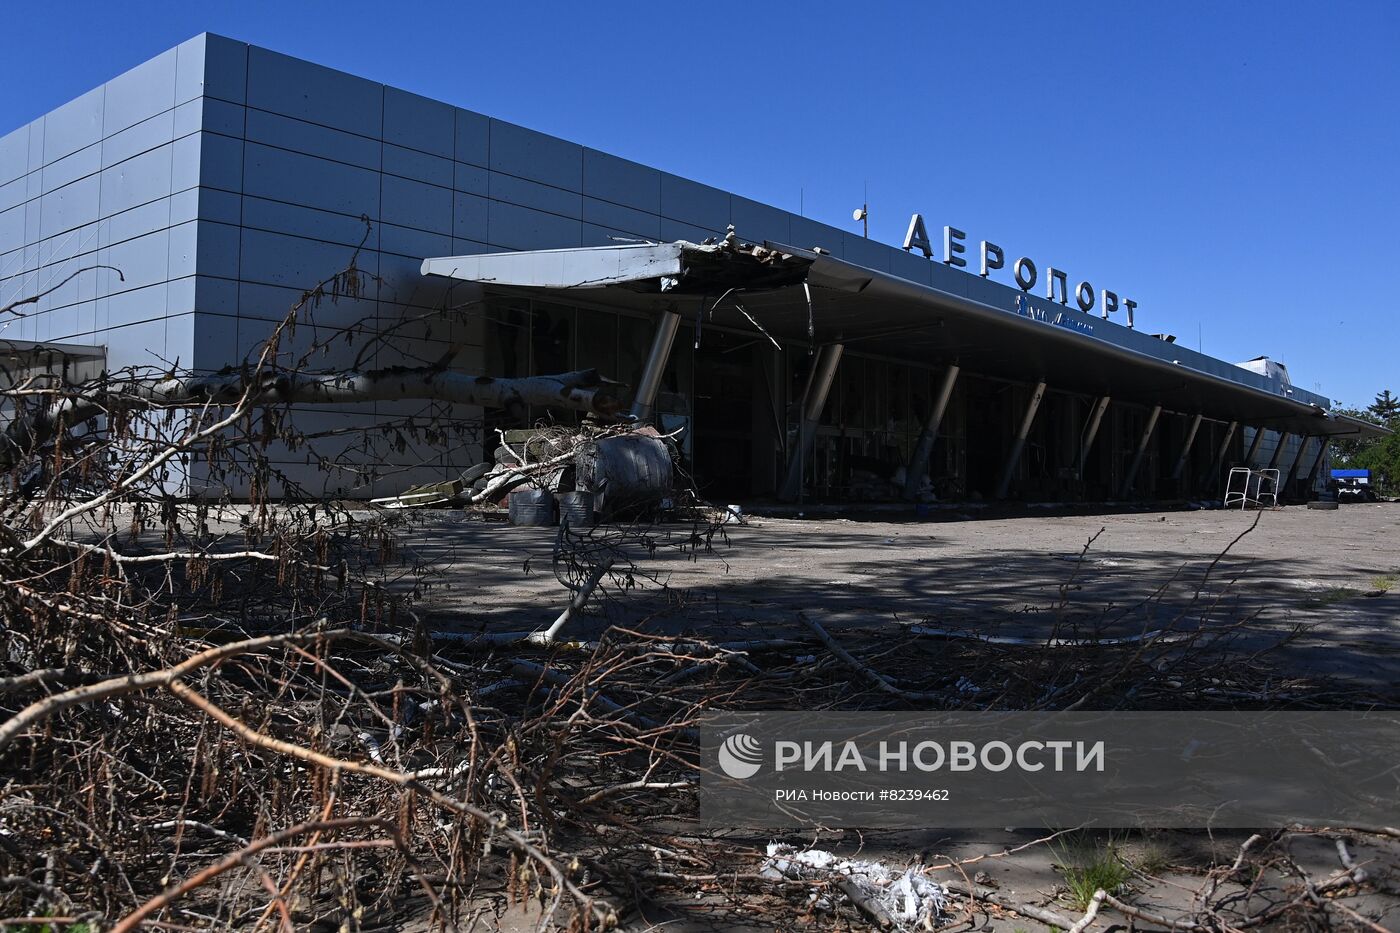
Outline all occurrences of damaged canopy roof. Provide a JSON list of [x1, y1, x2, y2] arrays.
[[419, 235, 864, 294], [421, 238, 1389, 441]]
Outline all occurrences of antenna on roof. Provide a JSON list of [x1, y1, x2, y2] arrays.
[[852, 181, 869, 237]]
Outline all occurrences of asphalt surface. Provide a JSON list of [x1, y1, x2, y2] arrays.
[[406, 501, 1400, 696]]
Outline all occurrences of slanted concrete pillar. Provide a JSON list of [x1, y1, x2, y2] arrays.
[[1241, 426, 1266, 468], [629, 310, 681, 422], [1119, 404, 1163, 498], [901, 364, 959, 500], [1171, 413, 1204, 481], [1203, 420, 1238, 491], [1265, 431, 1292, 471], [779, 343, 844, 502], [994, 380, 1047, 500], [1078, 396, 1111, 479]]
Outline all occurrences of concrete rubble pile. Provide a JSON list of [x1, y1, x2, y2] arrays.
[[761, 844, 948, 930]]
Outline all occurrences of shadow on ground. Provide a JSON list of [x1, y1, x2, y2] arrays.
[[392, 503, 1400, 700]]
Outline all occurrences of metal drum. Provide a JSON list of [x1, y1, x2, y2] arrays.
[[508, 488, 555, 526], [557, 490, 595, 529]]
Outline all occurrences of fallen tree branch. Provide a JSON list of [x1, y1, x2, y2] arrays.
[[0, 366, 624, 478], [510, 658, 686, 737], [909, 624, 1184, 647], [798, 612, 945, 703], [0, 667, 98, 694], [109, 817, 390, 933], [130, 365, 623, 416], [1067, 888, 1106, 933], [530, 558, 613, 645], [164, 679, 614, 927], [941, 879, 1075, 930], [0, 629, 357, 752]]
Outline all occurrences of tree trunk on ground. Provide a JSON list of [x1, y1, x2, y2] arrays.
[[131, 366, 622, 414], [1, 366, 625, 471]]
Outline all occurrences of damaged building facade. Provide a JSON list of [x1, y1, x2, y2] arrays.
[[1, 35, 1384, 503]]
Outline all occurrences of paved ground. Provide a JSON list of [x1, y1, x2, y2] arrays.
[[406, 501, 1400, 696], [397, 504, 1400, 924], [393, 503, 1400, 930], [68, 501, 1398, 929]]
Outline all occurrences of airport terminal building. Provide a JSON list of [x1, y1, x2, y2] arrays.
[[0, 34, 1383, 503]]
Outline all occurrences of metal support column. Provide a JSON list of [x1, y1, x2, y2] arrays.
[[1286, 436, 1314, 499], [1304, 436, 1330, 492], [778, 343, 844, 502], [1203, 420, 1238, 491], [628, 310, 681, 422], [1265, 431, 1292, 471], [1241, 426, 1266, 468], [901, 364, 960, 500], [994, 381, 1046, 500], [1077, 396, 1111, 479], [1119, 404, 1162, 499], [1171, 413, 1204, 481]]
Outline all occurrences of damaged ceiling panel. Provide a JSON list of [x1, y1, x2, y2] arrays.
[[420, 235, 823, 295]]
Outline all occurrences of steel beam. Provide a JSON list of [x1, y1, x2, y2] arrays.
[[994, 381, 1046, 500], [901, 364, 960, 500], [1119, 404, 1162, 499], [779, 343, 844, 502], [1077, 396, 1111, 479], [1203, 420, 1238, 491], [628, 310, 681, 422], [1171, 413, 1204, 481]]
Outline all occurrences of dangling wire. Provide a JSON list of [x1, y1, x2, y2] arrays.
[[729, 297, 780, 350], [803, 281, 815, 352], [694, 292, 709, 350]]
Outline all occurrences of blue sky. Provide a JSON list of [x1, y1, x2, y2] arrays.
[[5, 1, 1396, 408]]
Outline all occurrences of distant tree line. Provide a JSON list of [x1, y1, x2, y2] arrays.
[[1331, 389, 1400, 493]]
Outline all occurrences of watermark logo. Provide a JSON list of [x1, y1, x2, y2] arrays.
[[701, 712, 1400, 829], [718, 733, 763, 779]]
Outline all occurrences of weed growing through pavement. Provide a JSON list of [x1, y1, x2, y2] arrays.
[[1052, 835, 1132, 910]]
